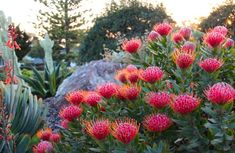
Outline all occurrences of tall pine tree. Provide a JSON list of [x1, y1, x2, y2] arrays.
[[34, 0, 84, 60]]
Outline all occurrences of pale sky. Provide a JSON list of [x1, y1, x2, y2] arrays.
[[0, 0, 229, 33]]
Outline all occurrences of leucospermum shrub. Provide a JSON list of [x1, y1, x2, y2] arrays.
[[52, 23, 235, 153]]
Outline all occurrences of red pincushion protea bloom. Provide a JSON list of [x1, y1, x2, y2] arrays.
[[122, 38, 142, 53], [182, 41, 196, 52], [145, 92, 170, 109], [84, 119, 110, 140], [59, 105, 83, 121], [172, 33, 184, 44], [126, 64, 138, 72], [224, 38, 234, 48], [33, 141, 54, 153], [204, 32, 224, 48], [143, 114, 172, 132], [65, 91, 84, 106], [97, 83, 117, 99], [179, 27, 191, 40], [111, 118, 140, 144], [198, 58, 223, 73], [140, 66, 164, 83], [36, 128, 52, 141], [115, 69, 127, 83], [84, 91, 102, 106], [153, 23, 172, 36], [50, 134, 60, 143], [172, 50, 196, 69], [205, 82, 235, 105], [119, 85, 141, 100], [60, 120, 69, 129], [148, 31, 160, 42], [212, 26, 228, 36], [171, 94, 201, 115]]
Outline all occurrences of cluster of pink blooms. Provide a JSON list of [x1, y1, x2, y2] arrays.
[[58, 23, 235, 148], [33, 128, 60, 153]]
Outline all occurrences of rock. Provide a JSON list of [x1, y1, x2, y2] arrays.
[[45, 60, 123, 129]]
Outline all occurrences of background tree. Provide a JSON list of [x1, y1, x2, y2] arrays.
[[15, 25, 32, 61], [79, 0, 174, 63], [199, 0, 235, 38], [34, 0, 85, 60]]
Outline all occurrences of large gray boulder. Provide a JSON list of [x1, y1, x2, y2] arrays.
[[45, 60, 123, 129]]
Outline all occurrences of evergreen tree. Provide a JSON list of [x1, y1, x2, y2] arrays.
[[79, 0, 173, 63], [199, 0, 235, 37], [34, 0, 84, 60]]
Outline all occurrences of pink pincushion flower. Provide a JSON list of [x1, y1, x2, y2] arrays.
[[205, 82, 235, 105], [153, 23, 172, 36], [145, 92, 170, 109], [182, 41, 196, 52], [198, 58, 223, 73], [172, 33, 184, 44], [172, 50, 196, 69], [84, 119, 110, 140], [36, 128, 52, 141], [118, 85, 141, 100], [143, 114, 172, 132], [59, 105, 83, 121], [33, 141, 54, 153], [171, 94, 201, 115], [212, 26, 228, 36], [84, 92, 102, 106], [122, 38, 142, 53], [204, 32, 224, 48], [179, 27, 191, 40], [50, 134, 60, 143], [97, 83, 117, 99], [140, 66, 164, 83], [224, 38, 234, 48], [60, 120, 69, 129], [65, 91, 84, 106], [148, 31, 160, 42], [111, 118, 139, 144]]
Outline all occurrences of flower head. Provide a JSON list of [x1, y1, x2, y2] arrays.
[[65, 91, 84, 106], [171, 94, 201, 115], [204, 32, 224, 48], [212, 26, 228, 36], [122, 38, 142, 53], [60, 120, 69, 129], [182, 41, 196, 52], [224, 38, 234, 49], [153, 23, 172, 36], [198, 58, 223, 73], [205, 82, 235, 105], [84, 91, 102, 106], [143, 114, 172, 132], [36, 128, 52, 141], [111, 118, 139, 144], [6, 24, 21, 50], [140, 66, 164, 83], [179, 27, 191, 40], [119, 85, 141, 100], [59, 105, 83, 121], [148, 31, 160, 42], [172, 49, 196, 69], [84, 119, 110, 140], [97, 83, 117, 99], [115, 69, 128, 83], [172, 33, 184, 44], [33, 141, 53, 153], [145, 92, 170, 109], [50, 134, 60, 143]]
